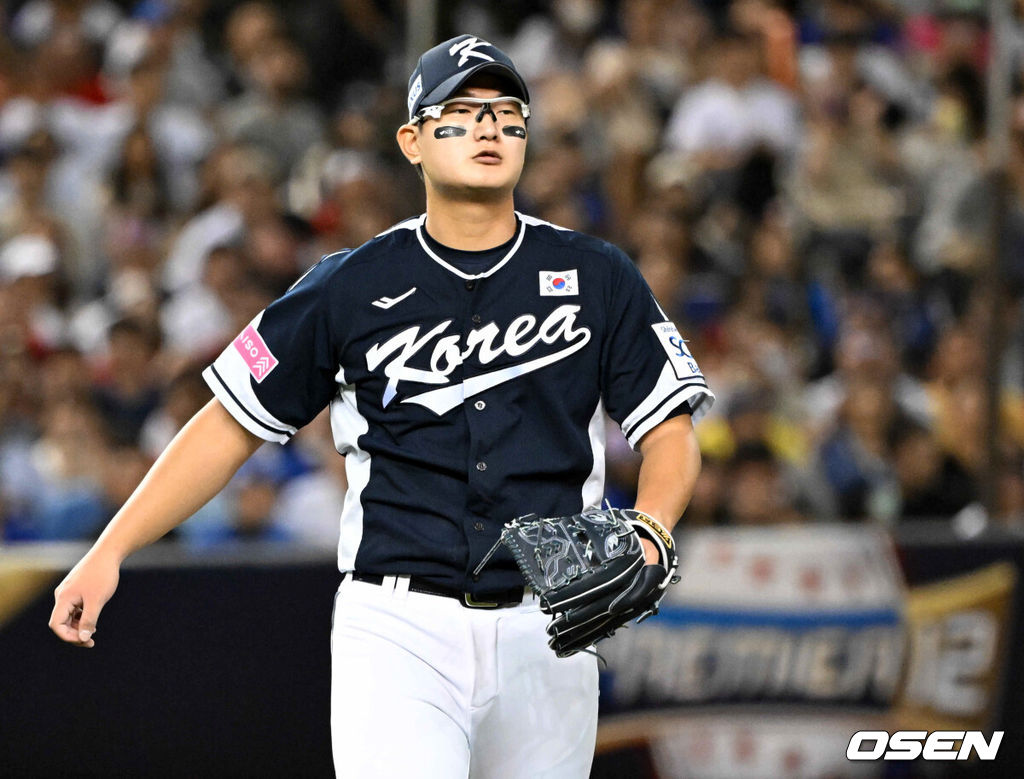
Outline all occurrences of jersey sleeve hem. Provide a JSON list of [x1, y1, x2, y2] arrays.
[[202, 365, 294, 444], [622, 381, 715, 450]]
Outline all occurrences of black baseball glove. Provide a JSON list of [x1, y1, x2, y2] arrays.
[[477, 507, 680, 658]]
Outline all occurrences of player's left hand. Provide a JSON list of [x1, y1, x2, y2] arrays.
[[486, 507, 680, 657]]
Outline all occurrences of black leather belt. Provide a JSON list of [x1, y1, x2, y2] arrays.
[[350, 572, 525, 609]]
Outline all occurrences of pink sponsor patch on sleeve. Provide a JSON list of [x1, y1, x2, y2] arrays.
[[234, 324, 279, 383]]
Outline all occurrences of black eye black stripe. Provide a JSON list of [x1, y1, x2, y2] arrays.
[[435, 126, 467, 138]]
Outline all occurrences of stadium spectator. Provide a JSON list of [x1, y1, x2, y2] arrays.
[[139, 367, 209, 459], [160, 143, 271, 293], [0, 232, 67, 353], [160, 243, 241, 361], [13, 397, 109, 540], [664, 28, 799, 170], [102, 124, 171, 272], [10, 0, 121, 50], [722, 441, 806, 525], [221, 1, 285, 97], [803, 323, 931, 440], [816, 374, 906, 521], [89, 317, 162, 446], [219, 35, 324, 176], [890, 418, 976, 519], [0, 130, 63, 243]]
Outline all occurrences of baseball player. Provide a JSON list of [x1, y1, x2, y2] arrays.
[[50, 35, 713, 777]]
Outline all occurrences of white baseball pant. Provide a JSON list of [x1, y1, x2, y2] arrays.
[[330, 573, 599, 778]]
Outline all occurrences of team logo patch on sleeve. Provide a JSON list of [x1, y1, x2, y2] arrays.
[[234, 324, 279, 383], [652, 322, 702, 380], [539, 270, 578, 296]]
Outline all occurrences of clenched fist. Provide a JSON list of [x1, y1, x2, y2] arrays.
[[49, 551, 121, 648]]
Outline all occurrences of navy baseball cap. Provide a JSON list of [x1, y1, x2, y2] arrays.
[[407, 35, 530, 121]]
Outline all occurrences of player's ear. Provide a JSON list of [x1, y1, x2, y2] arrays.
[[396, 123, 422, 166]]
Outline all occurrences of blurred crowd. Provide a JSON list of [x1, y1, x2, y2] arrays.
[[2, 0, 1024, 547]]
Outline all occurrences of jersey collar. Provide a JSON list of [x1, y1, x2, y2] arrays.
[[414, 213, 526, 280]]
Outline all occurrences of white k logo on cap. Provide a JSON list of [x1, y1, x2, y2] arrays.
[[449, 36, 495, 67]]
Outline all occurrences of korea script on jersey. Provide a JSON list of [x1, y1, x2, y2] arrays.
[[366, 303, 590, 415]]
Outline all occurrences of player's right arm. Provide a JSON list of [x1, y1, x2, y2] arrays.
[[49, 398, 264, 648]]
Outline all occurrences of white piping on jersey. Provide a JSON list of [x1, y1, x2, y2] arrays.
[[203, 310, 298, 443], [204, 363, 292, 443], [374, 215, 421, 237], [651, 292, 670, 322], [331, 382, 371, 570], [581, 398, 607, 511], [516, 212, 571, 231], [620, 361, 714, 448], [288, 250, 351, 292], [379, 212, 567, 237], [414, 214, 526, 280], [376, 212, 566, 281]]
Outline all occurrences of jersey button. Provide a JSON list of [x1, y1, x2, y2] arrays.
[[474, 400, 486, 411], [465, 281, 475, 291], [474, 522, 484, 532], [471, 314, 482, 324], [476, 461, 487, 471]]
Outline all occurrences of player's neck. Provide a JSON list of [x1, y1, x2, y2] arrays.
[[423, 197, 517, 251]]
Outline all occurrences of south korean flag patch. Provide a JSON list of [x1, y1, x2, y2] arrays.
[[652, 321, 702, 380], [539, 270, 578, 296]]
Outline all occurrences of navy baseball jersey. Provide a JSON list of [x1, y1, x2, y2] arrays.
[[203, 213, 714, 595]]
